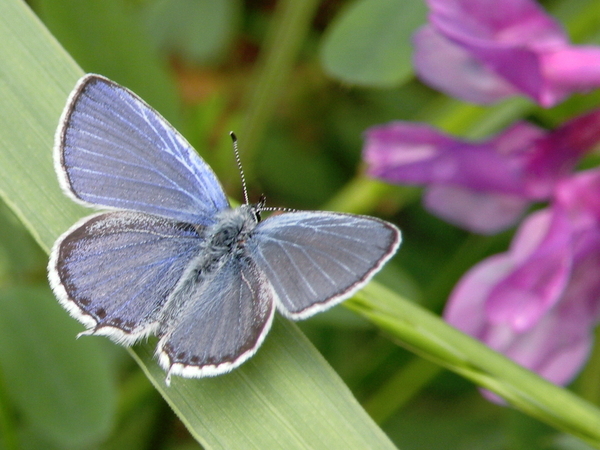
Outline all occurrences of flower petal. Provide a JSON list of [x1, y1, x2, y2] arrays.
[[555, 168, 600, 224], [417, 0, 600, 106], [486, 208, 573, 331], [444, 253, 515, 337], [541, 47, 600, 106], [494, 249, 600, 385], [525, 109, 600, 197], [364, 121, 531, 193], [427, 0, 566, 47], [500, 305, 591, 385], [412, 26, 519, 103], [424, 185, 529, 234]]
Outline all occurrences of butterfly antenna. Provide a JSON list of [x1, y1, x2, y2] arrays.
[[230, 132, 249, 205], [260, 206, 297, 213]]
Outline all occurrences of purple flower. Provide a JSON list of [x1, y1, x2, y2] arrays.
[[363, 109, 600, 233], [444, 169, 600, 389], [413, 0, 600, 106]]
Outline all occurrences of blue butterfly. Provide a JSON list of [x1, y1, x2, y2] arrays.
[[48, 75, 401, 383]]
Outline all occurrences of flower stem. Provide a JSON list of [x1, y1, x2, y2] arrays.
[[239, 0, 321, 181], [576, 326, 600, 406], [363, 357, 441, 424]]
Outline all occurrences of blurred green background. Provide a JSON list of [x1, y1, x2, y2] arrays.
[[1, 0, 600, 449]]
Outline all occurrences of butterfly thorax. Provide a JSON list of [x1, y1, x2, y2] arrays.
[[202, 205, 259, 263], [175, 205, 260, 287]]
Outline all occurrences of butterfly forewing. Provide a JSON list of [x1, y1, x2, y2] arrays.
[[248, 212, 401, 319], [157, 255, 275, 378], [49, 211, 204, 344], [56, 74, 229, 225]]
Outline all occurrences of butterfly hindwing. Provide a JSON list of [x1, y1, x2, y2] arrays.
[[248, 212, 401, 319], [157, 254, 275, 378], [48, 211, 204, 344], [55, 74, 229, 225]]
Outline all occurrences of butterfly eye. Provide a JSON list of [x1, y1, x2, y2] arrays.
[[254, 194, 267, 222], [258, 194, 267, 207]]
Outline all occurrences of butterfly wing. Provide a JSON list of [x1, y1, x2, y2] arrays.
[[55, 74, 229, 225], [248, 212, 401, 319], [48, 211, 203, 344], [157, 255, 275, 380]]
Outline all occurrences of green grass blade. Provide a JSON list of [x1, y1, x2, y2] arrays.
[[347, 284, 600, 448], [0, 1, 398, 448]]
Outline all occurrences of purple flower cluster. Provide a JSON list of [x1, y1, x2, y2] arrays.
[[445, 172, 600, 388], [413, 0, 600, 106], [365, 111, 600, 234], [364, 0, 600, 392]]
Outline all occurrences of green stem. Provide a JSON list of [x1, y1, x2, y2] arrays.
[[576, 326, 600, 406], [424, 231, 511, 312], [239, 0, 321, 181], [363, 357, 441, 424], [322, 175, 419, 214]]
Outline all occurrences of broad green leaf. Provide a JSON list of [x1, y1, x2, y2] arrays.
[[0, 286, 115, 448], [0, 1, 398, 448], [320, 0, 427, 87], [144, 0, 241, 64]]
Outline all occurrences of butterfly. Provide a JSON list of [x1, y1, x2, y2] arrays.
[[48, 74, 401, 383]]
